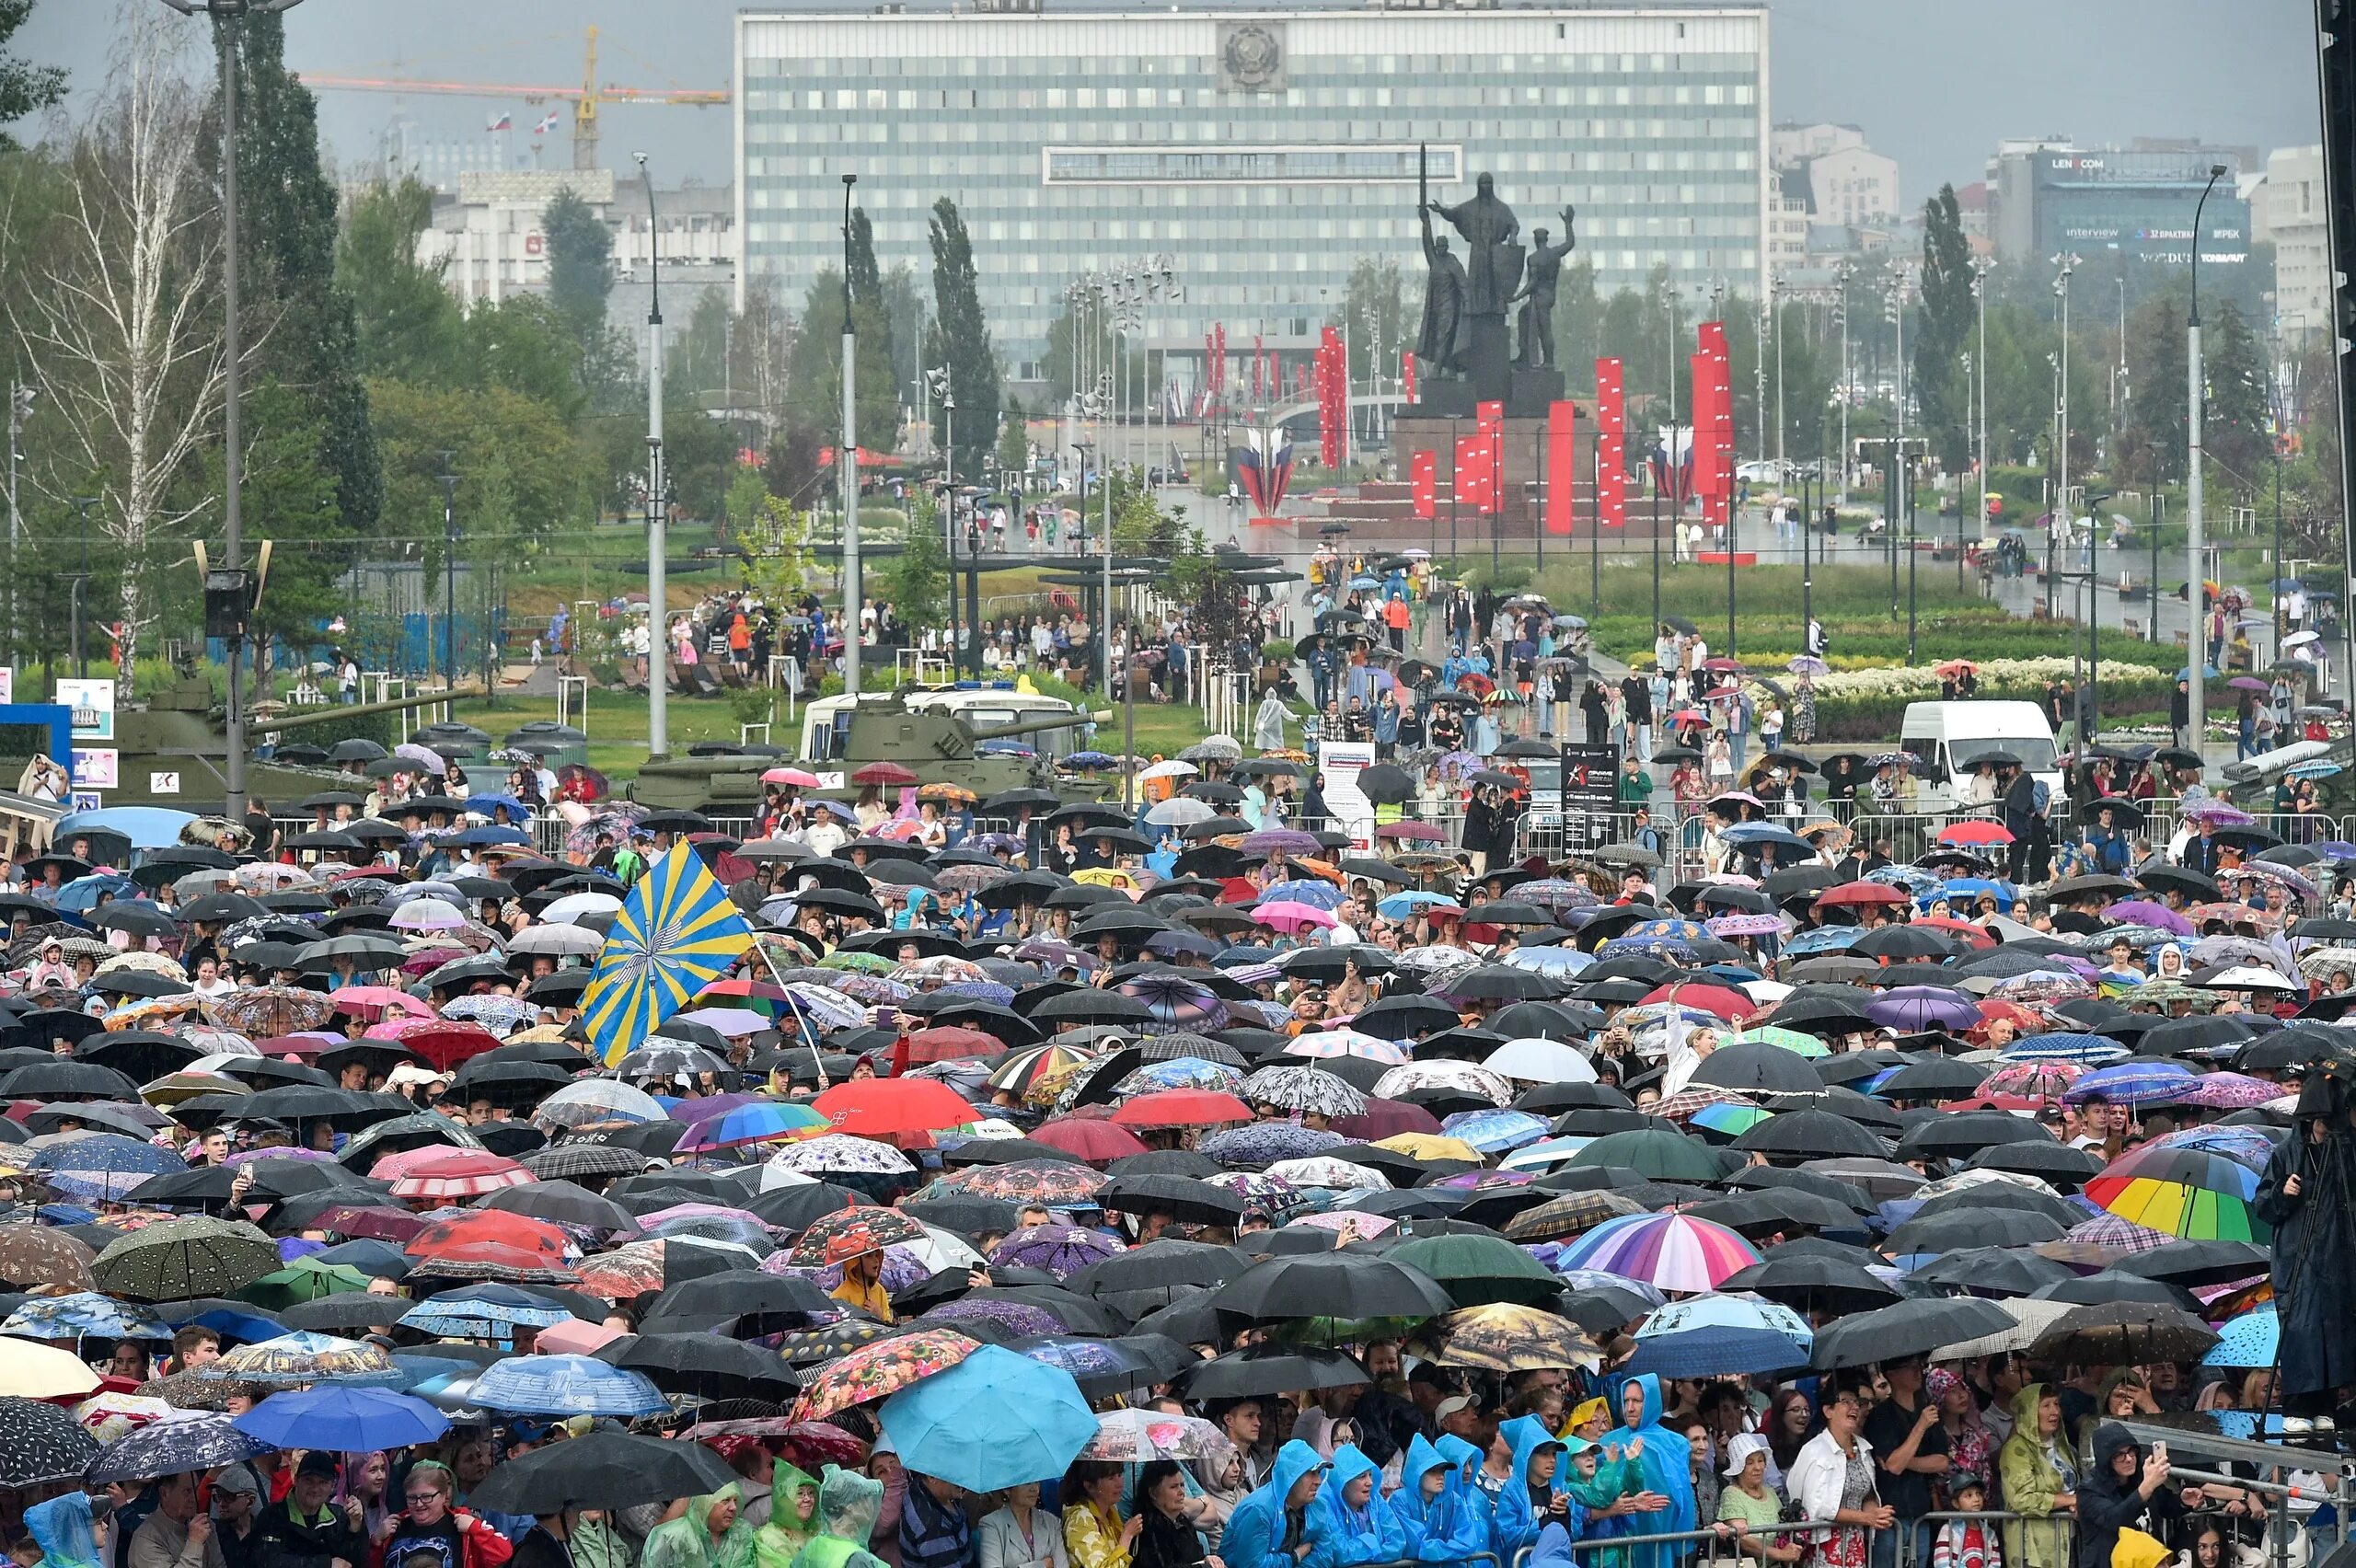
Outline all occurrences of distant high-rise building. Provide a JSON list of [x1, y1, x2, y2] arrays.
[[1986, 139, 2252, 292], [2263, 144, 2329, 338]]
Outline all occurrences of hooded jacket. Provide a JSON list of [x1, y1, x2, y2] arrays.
[[1305, 1447, 1404, 1568], [755, 1464, 824, 1568], [1557, 1438, 1639, 1568], [1219, 1441, 1330, 1568], [1389, 1437, 1490, 1568], [2075, 1424, 2183, 1568], [791, 1470, 890, 1568], [1487, 1414, 1570, 1561], [1994, 1386, 2075, 1568], [1601, 1376, 1692, 1568], [643, 1490, 755, 1568], [29, 1493, 104, 1568]]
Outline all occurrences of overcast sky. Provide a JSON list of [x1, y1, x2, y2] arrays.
[[16, 0, 2327, 203]]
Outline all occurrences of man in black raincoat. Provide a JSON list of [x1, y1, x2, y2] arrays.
[[2256, 1075, 2356, 1418]]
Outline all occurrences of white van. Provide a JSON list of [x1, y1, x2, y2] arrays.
[[797, 686, 1086, 764], [1898, 699, 2064, 814]]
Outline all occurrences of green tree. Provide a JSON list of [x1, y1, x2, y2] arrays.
[[789, 266, 898, 451], [460, 293, 588, 421], [1041, 288, 1129, 408], [215, 12, 380, 536], [2120, 285, 2189, 488], [664, 405, 737, 526], [1913, 184, 1975, 471], [1332, 255, 1410, 383], [997, 395, 1030, 480], [883, 490, 948, 630], [1551, 260, 1604, 387], [370, 377, 582, 558], [740, 490, 811, 607], [543, 188, 614, 346], [337, 179, 462, 382], [460, 447, 516, 686], [0, 0, 64, 147], [2202, 300, 2271, 494], [925, 197, 1000, 479], [674, 284, 733, 397], [882, 261, 924, 414]]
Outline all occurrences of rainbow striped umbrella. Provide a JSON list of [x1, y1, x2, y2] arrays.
[[581, 846, 755, 1066], [1552, 1212, 1761, 1294], [2084, 1136, 2271, 1243]]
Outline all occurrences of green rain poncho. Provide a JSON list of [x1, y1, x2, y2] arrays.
[[1557, 1437, 1641, 1568], [753, 1462, 823, 1568], [788, 1467, 889, 1568], [644, 1485, 757, 1568]]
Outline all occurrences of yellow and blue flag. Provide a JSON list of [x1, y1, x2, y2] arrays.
[[580, 844, 755, 1066]]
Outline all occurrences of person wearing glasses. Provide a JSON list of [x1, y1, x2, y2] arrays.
[[368, 1464, 513, 1568]]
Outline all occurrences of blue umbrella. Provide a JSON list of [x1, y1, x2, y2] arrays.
[[878, 1344, 1097, 1493], [3, 1293, 169, 1341], [470, 1355, 668, 1417], [232, 1387, 451, 1450], [54, 875, 140, 912], [55, 808, 197, 851], [1438, 1109, 1553, 1154], [2201, 1307, 2279, 1368], [1935, 879, 2016, 910], [1506, 946, 1591, 977], [1864, 866, 1943, 897], [398, 1285, 575, 1339], [465, 793, 529, 822], [452, 825, 531, 847], [1782, 927, 1864, 956], [87, 1414, 276, 1484], [1262, 881, 1344, 910], [29, 1136, 183, 1202], [1379, 892, 1461, 920], [1717, 825, 1812, 851], [2001, 1033, 2132, 1066], [1623, 1294, 1813, 1378], [2064, 1061, 2198, 1107]]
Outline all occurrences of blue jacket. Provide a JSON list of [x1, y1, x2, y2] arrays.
[[1601, 1375, 1694, 1568], [1222, 1440, 1331, 1568], [1308, 1446, 1407, 1568], [1391, 1435, 1492, 1568], [1488, 1415, 1567, 1562]]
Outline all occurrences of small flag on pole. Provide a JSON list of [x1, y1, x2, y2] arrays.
[[487, 111, 514, 133], [580, 846, 754, 1066], [534, 111, 561, 136]]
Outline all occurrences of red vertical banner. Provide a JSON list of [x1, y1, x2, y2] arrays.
[[1315, 328, 1343, 468], [1251, 336, 1264, 398], [1476, 401, 1504, 514], [1693, 322, 1733, 527], [1453, 434, 1491, 513], [1544, 401, 1576, 536], [1412, 451, 1436, 518], [1596, 358, 1626, 528], [1212, 322, 1226, 407], [1403, 348, 1417, 405]]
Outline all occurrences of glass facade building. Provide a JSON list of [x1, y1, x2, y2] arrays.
[[735, 2, 1770, 384]]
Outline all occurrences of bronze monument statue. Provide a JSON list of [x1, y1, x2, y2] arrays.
[[1415, 215, 1469, 377], [1511, 207, 1577, 371], [1426, 173, 1522, 318]]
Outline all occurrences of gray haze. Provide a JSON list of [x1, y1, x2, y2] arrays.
[[17, 0, 2327, 206]]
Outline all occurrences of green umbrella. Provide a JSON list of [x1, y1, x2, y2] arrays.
[[1384, 1232, 1565, 1308], [238, 1258, 375, 1309], [90, 1217, 282, 1304], [1565, 1128, 1728, 1183], [1730, 1025, 1832, 1059]]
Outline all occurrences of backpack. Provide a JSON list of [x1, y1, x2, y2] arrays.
[[2030, 778, 2051, 814]]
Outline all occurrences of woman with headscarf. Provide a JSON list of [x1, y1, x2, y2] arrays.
[[1996, 1385, 2077, 1568], [642, 1488, 755, 1568], [1185, 1440, 1249, 1555], [755, 1465, 824, 1568], [1926, 1369, 1993, 1505]]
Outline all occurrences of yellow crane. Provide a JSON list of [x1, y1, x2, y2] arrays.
[[296, 26, 729, 172]]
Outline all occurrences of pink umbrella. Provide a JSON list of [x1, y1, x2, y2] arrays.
[[762, 767, 821, 787], [329, 986, 434, 1020], [1253, 901, 1337, 934]]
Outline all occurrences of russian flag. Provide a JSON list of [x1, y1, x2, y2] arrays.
[[487, 111, 513, 133], [1649, 426, 1695, 509]]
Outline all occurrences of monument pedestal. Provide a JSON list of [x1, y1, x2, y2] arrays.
[[1466, 317, 1511, 408], [1510, 366, 1565, 418]]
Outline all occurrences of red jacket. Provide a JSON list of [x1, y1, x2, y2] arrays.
[[368, 1509, 514, 1568]]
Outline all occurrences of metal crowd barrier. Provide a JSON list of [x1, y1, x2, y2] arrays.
[[1897, 1511, 2068, 1568], [1551, 1520, 1841, 1566]]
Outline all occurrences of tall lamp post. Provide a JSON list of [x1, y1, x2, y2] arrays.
[[1831, 261, 1854, 504], [2187, 163, 2230, 756], [159, 0, 306, 818], [839, 173, 862, 696], [1970, 256, 1995, 564], [2051, 251, 2080, 624], [634, 151, 669, 755], [436, 455, 458, 692]]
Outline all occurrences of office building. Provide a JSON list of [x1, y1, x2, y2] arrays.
[[1987, 140, 2252, 290], [735, 0, 1772, 392], [2263, 144, 2330, 339]]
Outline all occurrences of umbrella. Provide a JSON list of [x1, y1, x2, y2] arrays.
[[2200, 1307, 2278, 1369], [1812, 1297, 2017, 1369], [0, 1340, 99, 1401], [1239, 1066, 1367, 1120], [3, 1294, 169, 1342], [876, 1344, 1097, 1493], [2027, 1302, 2220, 1365], [466, 1430, 741, 1515], [791, 1327, 982, 1422], [1176, 1345, 1371, 1400], [1083, 1409, 1227, 1461], [0, 1397, 100, 1489], [1425, 1304, 1600, 1373], [229, 1386, 449, 1450], [1552, 1212, 1761, 1293], [471, 1354, 668, 1416], [86, 1413, 275, 1483], [2084, 1136, 2270, 1242], [90, 1217, 282, 1303], [580, 846, 756, 1068], [1716, 1254, 1900, 1316], [1624, 1295, 1813, 1378], [1207, 1252, 1456, 1321], [0, 1225, 96, 1292]]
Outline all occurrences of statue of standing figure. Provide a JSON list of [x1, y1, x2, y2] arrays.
[[1415, 203, 1469, 377], [1426, 174, 1521, 317], [1512, 207, 1577, 370]]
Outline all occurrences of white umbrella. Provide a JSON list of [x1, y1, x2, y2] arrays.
[[1482, 1037, 1598, 1084], [1146, 798, 1216, 827], [2198, 965, 2298, 991], [506, 925, 604, 958], [2284, 629, 2321, 649], [1138, 760, 1198, 782], [541, 892, 624, 926]]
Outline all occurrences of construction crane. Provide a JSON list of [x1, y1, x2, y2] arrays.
[[296, 26, 729, 172]]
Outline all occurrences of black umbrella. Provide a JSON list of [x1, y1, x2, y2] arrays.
[[1691, 1041, 1825, 1096], [1439, 965, 1560, 1001], [1206, 1252, 1454, 1321], [0, 1396, 100, 1488], [596, 1332, 802, 1400], [86, 1413, 275, 1483], [1728, 1109, 1892, 1162], [277, 1291, 409, 1333], [2026, 1302, 2220, 1365], [2112, 1239, 2270, 1288], [1176, 1344, 1371, 1399], [1557, 1286, 1665, 1338], [1877, 1057, 1992, 1101], [466, 1430, 741, 1514], [476, 1180, 640, 1234], [1097, 1175, 1247, 1228], [2029, 1270, 2200, 1309], [1715, 1254, 1900, 1316], [1894, 1110, 2061, 1160], [1910, 1245, 2076, 1297], [641, 1272, 837, 1335], [1963, 1142, 2104, 1186], [1811, 1297, 2017, 1369], [1885, 1208, 2067, 1257]]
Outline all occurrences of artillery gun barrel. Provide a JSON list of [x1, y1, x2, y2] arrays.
[[260, 686, 489, 733], [965, 709, 1114, 744]]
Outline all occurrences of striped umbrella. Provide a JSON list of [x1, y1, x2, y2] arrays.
[[988, 1043, 1096, 1094], [1552, 1212, 1761, 1294], [581, 845, 756, 1067], [2001, 1032, 2132, 1066], [2085, 1134, 2273, 1243]]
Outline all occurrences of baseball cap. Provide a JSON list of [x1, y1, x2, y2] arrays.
[[214, 1468, 262, 1496], [1433, 1394, 1476, 1422], [295, 1452, 341, 1481]]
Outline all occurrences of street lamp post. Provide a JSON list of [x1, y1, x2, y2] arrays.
[[1831, 261, 1854, 504], [67, 495, 96, 681], [1971, 256, 1994, 568], [839, 173, 862, 696], [634, 151, 669, 756], [2052, 251, 2080, 626], [159, 0, 306, 817], [2188, 163, 2228, 757], [436, 459, 458, 691]]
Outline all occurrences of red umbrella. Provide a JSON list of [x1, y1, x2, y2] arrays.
[[382, 1149, 537, 1200], [1028, 1118, 1149, 1163], [1815, 882, 1909, 907], [1376, 823, 1447, 842], [1636, 983, 1755, 1023], [1334, 1097, 1442, 1142], [850, 762, 918, 787], [1934, 660, 1977, 677], [1938, 822, 2015, 847], [393, 1023, 503, 1073], [404, 1210, 570, 1263], [1916, 917, 1995, 948], [810, 1078, 979, 1140], [1701, 657, 1744, 673], [310, 1205, 427, 1242], [906, 1027, 1005, 1066], [1110, 1089, 1254, 1129]]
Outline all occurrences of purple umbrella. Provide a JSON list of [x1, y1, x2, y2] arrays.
[[1238, 830, 1321, 858], [1865, 986, 1982, 1032], [2176, 1072, 2285, 1111], [2101, 901, 2195, 937], [987, 1224, 1126, 1279], [918, 1299, 1067, 1336], [2311, 841, 2356, 863], [2062, 1060, 2197, 1107], [1119, 974, 1224, 1032], [2177, 801, 2254, 824]]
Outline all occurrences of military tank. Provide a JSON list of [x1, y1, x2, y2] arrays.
[[98, 667, 488, 810], [626, 697, 1116, 814]]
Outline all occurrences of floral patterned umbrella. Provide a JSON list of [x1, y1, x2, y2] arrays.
[[1982, 1062, 2085, 1100], [790, 1327, 981, 1422], [787, 1207, 930, 1266], [572, 1239, 669, 1300], [202, 987, 337, 1036], [1083, 1409, 1226, 1461], [987, 1224, 1125, 1278], [1196, 1123, 1346, 1164], [766, 1135, 917, 1177], [1263, 1157, 1387, 1191], [939, 1164, 1108, 1205], [1201, 1171, 1302, 1215], [1240, 1066, 1368, 1120], [1114, 1058, 1246, 1099]]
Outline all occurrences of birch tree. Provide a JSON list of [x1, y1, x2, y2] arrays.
[[13, 17, 224, 696]]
